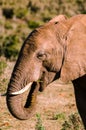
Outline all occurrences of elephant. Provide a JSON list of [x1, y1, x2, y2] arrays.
[[6, 14, 86, 128]]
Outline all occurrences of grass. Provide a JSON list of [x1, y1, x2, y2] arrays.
[[0, 58, 8, 93], [35, 113, 45, 130], [52, 112, 65, 120], [35, 112, 85, 130], [0, 78, 8, 93], [0, 59, 7, 75], [61, 113, 85, 130]]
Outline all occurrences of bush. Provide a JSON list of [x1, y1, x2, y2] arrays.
[[28, 20, 40, 29], [42, 16, 51, 22], [1, 34, 21, 60], [4, 21, 13, 29], [15, 8, 28, 19]]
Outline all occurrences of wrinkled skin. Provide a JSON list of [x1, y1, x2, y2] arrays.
[[7, 14, 86, 128]]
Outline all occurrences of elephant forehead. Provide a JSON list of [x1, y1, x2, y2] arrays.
[[36, 38, 56, 51], [27, 24, 58, 51], [35, 33, 57, 49]]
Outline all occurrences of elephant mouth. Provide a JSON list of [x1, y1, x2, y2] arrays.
[[10, 82, 33, 95], [10, 71, 57, 96], [10, 80, 44, 96], [10, 73, 47, 95]]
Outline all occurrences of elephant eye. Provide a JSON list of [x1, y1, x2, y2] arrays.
[[37, 52, 47, 61]]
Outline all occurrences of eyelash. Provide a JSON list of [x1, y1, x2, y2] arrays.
[[37, 53, 47, 61]]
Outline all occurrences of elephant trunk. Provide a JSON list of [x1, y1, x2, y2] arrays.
[[7, 77, 40, 120]]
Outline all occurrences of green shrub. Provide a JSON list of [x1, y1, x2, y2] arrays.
[[42, 17, 51, 22], [2, 34, 21, 60], [28, 20, 40, 29], [4, 21, 13, 29], [15, 8, 28, 19]]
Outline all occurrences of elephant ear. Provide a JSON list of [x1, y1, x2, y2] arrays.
[[61, 21, 86, 83], [49, 15, 67, 23]]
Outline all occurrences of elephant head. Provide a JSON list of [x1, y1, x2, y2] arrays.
[[6, 14, 86, 120]]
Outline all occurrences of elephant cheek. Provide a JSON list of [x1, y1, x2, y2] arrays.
[[32, 67, 42, 81]]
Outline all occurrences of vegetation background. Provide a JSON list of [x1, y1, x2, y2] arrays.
[[0, 0, 86, 130]]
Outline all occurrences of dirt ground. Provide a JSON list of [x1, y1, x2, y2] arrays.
[[0, 61, 84, 130]]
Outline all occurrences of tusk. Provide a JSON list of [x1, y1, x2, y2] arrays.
[[11, 82, 33, 95]]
